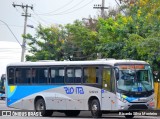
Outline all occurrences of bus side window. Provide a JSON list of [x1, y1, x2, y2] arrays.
[[32, 68, 48, 84], [15, 68, 31, 84], [15, 69, 22, 84], [83, 67, 99, 84], [8, 68, 14, 85], [58, 69, 64, 83], [52, 68, 64, 83], [75, 68, 82, 83], [32, 69, 36, 83], [50, 69, 56, 83], [26, 69, 32, 83], [66, 68, 74, 83]]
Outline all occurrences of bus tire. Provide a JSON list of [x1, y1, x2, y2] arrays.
[[64, 110, 80, 117], [90, 99, 102, 118], [35, 98, 53, 117]]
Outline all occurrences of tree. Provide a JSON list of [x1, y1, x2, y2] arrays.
[[64, 20, 98, 60], [26, 21, 99, 61], [26, 25, 64, 61], [96, 0, 160, 67]]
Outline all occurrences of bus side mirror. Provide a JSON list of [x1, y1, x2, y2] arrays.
[[114, 67, 119, 79]]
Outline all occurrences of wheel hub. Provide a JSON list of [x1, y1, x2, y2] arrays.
[[92, 104, 98, 111]]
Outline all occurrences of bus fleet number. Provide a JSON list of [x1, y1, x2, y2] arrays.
[[64, 87, 84, 94]]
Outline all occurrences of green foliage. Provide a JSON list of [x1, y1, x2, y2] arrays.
[[26, 25, 64, 61], [64, 20, 98, 60], [26, 0, 160, 71]]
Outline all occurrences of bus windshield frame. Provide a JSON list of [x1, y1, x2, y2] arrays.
[[115, 64, 154, 96]]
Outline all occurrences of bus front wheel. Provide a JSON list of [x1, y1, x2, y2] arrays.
[[90, 99, 102, 118], [35, 98, 53, 117]]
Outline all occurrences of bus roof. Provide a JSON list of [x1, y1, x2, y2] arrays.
[[7, 59, 148, 67]]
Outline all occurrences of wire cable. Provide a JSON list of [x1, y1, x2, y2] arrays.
[[0, 24, 23, 28], [28, 17, 40, 25], [115, 0, 126, 15], [36, 0, 74, 15], [0, 20, 22, 47], [32, 10, 51, 26], [50, 0, 85, 15], [35, 0, 94, 16], [56, 0, 94, 15]]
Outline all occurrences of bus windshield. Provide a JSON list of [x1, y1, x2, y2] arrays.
[[116, 65, 154, 93]]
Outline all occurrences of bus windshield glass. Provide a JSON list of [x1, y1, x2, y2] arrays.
[[116, 65, 154, 93]]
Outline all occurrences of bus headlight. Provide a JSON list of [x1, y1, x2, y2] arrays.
[[148, 98, 155, 107]]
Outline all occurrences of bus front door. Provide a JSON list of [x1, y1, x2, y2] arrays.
[[101, 68, 112, 110]]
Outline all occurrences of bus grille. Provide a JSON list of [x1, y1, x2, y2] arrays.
[[128, 105, 148, 110]]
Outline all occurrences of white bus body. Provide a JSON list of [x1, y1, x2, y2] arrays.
[[6, 60, 155, 118]]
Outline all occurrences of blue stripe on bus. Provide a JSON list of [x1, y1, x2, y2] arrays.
[[7, 85, 63, 106]]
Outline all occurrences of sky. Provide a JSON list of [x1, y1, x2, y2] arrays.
[[0, 0, 118, 76]]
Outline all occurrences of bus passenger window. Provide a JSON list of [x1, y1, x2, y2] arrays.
[[66, 68, 74, 83], [32, 68, 48, 84], [58, 69, 64, 83], [50, 69, 56, 83], [8, 68, 14, 85], [15, 68, 31, 84], [52, 68, 64, 83], [83, 67, 99, 84], [15, 69, 22, 84], [32, 69, 36, 83], [75, 69, 82, 83], [26, 69, 32, 84]]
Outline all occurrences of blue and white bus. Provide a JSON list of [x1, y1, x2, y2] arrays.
[[6, 59, 155, 118]]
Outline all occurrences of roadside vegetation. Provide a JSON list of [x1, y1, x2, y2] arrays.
[[25, 0, 160, 78]]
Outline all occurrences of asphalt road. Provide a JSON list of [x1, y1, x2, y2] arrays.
[[0, 99, 159, 119]]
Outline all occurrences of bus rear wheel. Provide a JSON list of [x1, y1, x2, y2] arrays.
[[90, 99, 102, 118], [65, 110, 80, 117], [35, 98, 53, 117]]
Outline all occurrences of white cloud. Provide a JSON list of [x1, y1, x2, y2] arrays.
[[0, 41, 21, 76]]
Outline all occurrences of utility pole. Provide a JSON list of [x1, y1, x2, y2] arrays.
[[12, 3, 33, 62], [93, 0, 108, 59], [93, 0, 108, 18]]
